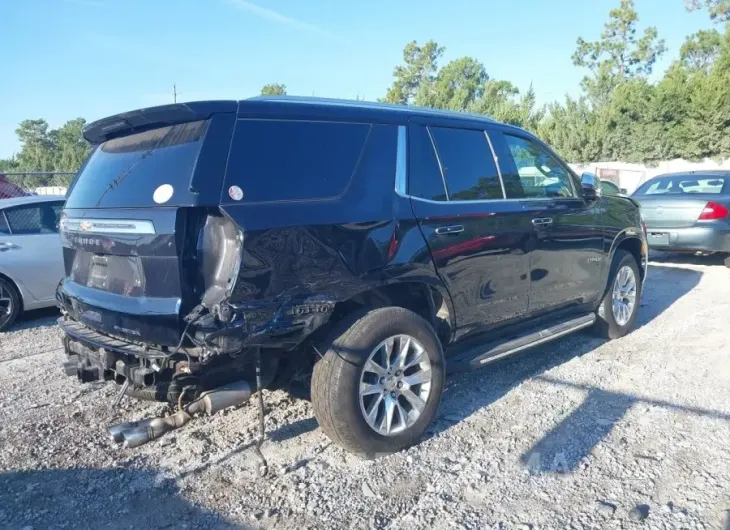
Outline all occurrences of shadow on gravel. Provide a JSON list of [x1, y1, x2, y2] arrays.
[[0, 467, 249, 529], [6, 306, 58, 331], [634, 263, 703, 329], [426, 261, 705, 470], [269, 417, 318, 442], [522, 376, 730, 473]]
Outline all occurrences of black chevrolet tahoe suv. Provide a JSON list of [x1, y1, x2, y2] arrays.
[[58, 96, 647, 457]]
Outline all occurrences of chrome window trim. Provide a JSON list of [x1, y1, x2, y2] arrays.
[[483, 130, 507, 199], [408, 195, 555, 206], [60, 218, 156, 235], [425, 126, 450, 201], [395, 125, 407, 195]]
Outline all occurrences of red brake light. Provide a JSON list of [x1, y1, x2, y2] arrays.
[[698, 202, 729, 221]]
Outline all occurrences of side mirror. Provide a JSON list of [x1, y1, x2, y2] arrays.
[[581, 172, 601, 201]]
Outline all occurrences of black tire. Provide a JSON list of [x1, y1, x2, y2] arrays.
[[311, 306, 445, 458], [0, 277, 21, 333], [594, 249, 642, 339]]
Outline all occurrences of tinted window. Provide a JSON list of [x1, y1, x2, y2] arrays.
[[5, 202, 61, 235], [635, 175, 727, 195], [226, 120, 370, 202], [601, 180, 620, 195], [0, 212, 9, 234], [65, 120, 209, 209], [429, 127, 503, 201], [502, 134, 575, 199], [408, 125, 447, 201]]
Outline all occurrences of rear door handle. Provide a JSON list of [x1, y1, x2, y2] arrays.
[[435, 225, 464, 235], [0, 242, 17, 251], [531, 217, 553, 227]]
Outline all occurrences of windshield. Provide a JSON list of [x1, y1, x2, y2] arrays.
[[65, 120, 209, 209], [634, 175, 727, 196]]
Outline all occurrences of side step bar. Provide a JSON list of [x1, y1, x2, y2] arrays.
[[447, 313, 596, 373]]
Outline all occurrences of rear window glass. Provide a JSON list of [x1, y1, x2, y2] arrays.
[[4, 202, 61, 234], [65, 120, 209, 209], [225, 120, 370, 202], [635, 175, 727, 195]]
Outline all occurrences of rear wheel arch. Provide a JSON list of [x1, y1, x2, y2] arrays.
[[615, 237, 645, 281], [322, 281, 454, 348], [607, 229, 645, 282]]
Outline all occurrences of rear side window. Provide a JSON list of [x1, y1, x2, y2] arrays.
[[0, 212, 9, 234], [408, 125, 447, 201], [429, 127, 503, 201], [4, 202, 61, 235], [65, 120, 209, 209], [225, 120, 370, 202]]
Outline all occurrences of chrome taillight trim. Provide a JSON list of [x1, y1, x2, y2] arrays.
[[60, 218, 156, 235]]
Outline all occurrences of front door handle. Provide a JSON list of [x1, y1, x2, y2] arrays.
[[531, 217, 553, 227], [435, 225, 464, 235], [0, 242, 17, 251]]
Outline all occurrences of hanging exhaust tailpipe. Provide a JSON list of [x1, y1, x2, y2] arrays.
[[107, 380, 252, 448]]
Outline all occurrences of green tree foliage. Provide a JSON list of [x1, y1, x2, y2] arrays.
[[381, 41, 543, 132], [572, 0, 665, 105], [685, 0, 730, 21], [260, 83, 287, 96], [680, 29, 724, 70], [382, 40, 444, 105], [0, 118, 90, 188], [542, 0, 730, 163]]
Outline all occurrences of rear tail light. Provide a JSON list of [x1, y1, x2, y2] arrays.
[[698, 202, 729, 221]]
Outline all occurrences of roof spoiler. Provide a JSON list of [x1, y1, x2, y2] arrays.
[[83, 100, 238, 144]]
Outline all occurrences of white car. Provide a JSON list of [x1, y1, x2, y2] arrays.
[[0, 195, 66, 331]]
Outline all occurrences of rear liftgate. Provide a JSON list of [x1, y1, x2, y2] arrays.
[[55, 111, 272, 473], [60, 211, 272, 474]]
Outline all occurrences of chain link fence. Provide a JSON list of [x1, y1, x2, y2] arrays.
[[0, 171, 74, 198]]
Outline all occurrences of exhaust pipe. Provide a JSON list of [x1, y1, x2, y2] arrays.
[[108, 418, 157, 443], [108, 380, 252, 448], [62, 356, 79, 376]]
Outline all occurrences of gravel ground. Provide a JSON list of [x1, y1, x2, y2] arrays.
[[1, 253, 729, 530]]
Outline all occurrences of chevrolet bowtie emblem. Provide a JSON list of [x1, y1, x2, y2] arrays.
[[79, 221, 93, 232]]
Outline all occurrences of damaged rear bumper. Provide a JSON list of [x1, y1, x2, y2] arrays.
[[60, 317, 173, 387]]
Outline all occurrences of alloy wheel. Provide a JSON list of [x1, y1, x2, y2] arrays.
[[359, 335, 432, 436], [611, 265, 637, 326], [0, 284, 13, 327]]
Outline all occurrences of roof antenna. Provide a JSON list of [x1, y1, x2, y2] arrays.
[[173, 83, 181, 104]]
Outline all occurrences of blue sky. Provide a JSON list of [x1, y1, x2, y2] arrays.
[[0, 0, 713, 159]]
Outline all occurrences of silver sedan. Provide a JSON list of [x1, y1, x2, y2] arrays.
[[632, 171, 730, 267], [0, 195, 66, 331]]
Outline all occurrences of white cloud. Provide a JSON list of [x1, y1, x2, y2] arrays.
[[227, 0, 344, 41]]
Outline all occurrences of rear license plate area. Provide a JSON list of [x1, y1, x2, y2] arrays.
[[648, 232, 669, 246], [88, 255, 109, 289]]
